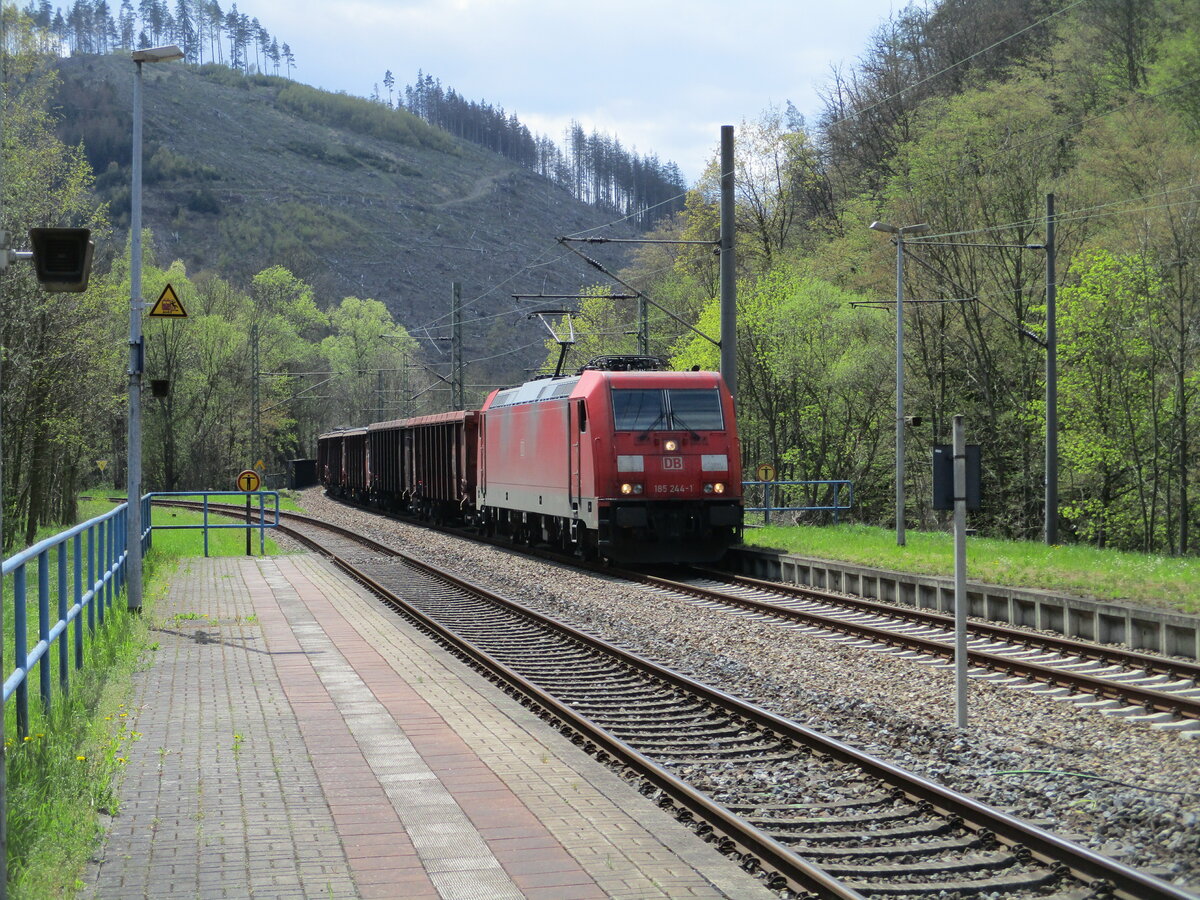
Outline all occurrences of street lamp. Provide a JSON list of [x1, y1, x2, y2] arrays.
[[870, 220, 930, 547], [128, 45, 183, 612]]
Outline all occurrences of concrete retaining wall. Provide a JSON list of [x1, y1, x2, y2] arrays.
[[724, 547, 1200, 661]]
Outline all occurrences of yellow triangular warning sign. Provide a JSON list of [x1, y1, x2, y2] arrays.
[[149, 284, 187, 318]]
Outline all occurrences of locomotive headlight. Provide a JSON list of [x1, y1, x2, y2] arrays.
[[704, 483, 726, 494], [621, 482, 643, 495], [664, 439, 678, 452]]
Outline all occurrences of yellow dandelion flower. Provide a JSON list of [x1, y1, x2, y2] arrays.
[[117, 757, 127, 764], [23, 736, 31, 742], [119, 713, 128, 718], [76, 755, 86, 761]]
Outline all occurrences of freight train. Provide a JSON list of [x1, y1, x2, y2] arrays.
[[317, 356, 744, 564]]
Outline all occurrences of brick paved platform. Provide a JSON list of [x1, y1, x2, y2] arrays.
[[82, 554, 776, 899]]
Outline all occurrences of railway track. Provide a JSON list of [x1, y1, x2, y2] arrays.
[[161, 499, 1199, 899], [627, 570, 1200, 731], [161, 498, 1200, 728]]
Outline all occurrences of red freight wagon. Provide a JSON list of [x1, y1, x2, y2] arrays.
[[367, 419, 405, 509], [317, 429, 343, 492], [401, 411, 479, 521], [317, 427, 368, 500], [340, 428, 369, 501]]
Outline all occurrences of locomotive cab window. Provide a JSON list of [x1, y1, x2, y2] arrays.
[[612, 388, 724, 432]]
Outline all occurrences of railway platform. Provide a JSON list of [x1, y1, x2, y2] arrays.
[[81, 553, 775, 900]]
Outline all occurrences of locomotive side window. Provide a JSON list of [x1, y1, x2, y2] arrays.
[[577, 399, 588, 433], [611, 388, 724, 431]]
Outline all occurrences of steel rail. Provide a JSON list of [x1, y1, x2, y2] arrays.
[[246, 505, 1195, 900], [634, 572, 1200, 720], [698, 567, 1200, 683], [156, 499, 1200, 720], [272, 514, 863, 898]]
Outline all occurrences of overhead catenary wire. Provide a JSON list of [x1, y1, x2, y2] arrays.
[[915, 187, 1200, 243]]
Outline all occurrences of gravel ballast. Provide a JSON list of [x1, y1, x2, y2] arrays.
[[297, 489, 1200, 893]]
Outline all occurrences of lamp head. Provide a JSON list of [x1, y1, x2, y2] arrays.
[[869, 221, 897, 234], [132, 45, 184, 63]]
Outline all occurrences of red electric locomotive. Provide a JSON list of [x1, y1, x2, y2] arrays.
[[476, 358, 742, 563], [316, 358, 744, 565]]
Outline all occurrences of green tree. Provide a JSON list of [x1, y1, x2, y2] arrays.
[[1, 27, 115, 547], [690, 107, 832, 273], [1057, 250, 1166, 549], [674, 266, 892, 516], [881, 73, 1076, 536], [321, 297, 412, 426]]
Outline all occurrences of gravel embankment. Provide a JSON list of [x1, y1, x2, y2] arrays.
[[297, 488, 1200, 892]]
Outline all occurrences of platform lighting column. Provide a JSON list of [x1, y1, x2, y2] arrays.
[[869, 220, 929, 547], [128, 45, 183, 612]]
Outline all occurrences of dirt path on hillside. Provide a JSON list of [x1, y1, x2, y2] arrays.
[[435, 171, 506, 208]]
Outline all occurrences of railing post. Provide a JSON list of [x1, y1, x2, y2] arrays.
[[57, 544, 68, 694], [108, 513, 117, 615], [14, 568, 28, 737], [87, 527, 96, 634], [38, 550, 51, 714], [98, 519, 107, 626], [114, 506, 124, 602], [74, 533, 84, 669], [144, 494, 152, 554]]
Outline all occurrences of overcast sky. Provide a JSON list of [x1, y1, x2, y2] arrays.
[[249, 0, 899, 183]]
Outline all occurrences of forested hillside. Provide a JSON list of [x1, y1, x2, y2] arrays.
[[396, 72, 687, 228], [1, 5, 649, 549], [554, 0, 1200, 554]]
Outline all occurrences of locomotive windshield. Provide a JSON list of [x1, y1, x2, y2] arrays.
[[611, 388, 725, 431]]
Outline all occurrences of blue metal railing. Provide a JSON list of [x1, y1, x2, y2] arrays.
[[3, 491, 278, 737], [2, 497, 149, 737], [148, 491, 279, 556], [742, 480, 854, 526]]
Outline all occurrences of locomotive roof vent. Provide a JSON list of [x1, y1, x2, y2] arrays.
[[578, 355, 667, 373]]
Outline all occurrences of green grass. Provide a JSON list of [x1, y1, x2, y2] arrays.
[[80, 487, 305, 513], [743, 523, 1200, 614], [3, 497, 283, 897]]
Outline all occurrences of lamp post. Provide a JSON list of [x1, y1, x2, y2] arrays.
[[128, 45, 183, 612], [870, 220, 930, 547]]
